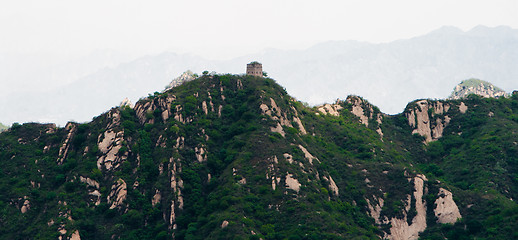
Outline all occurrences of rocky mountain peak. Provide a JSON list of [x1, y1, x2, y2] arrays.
[[449, 78, 508, 100], [119, 97, 133, 108], [164, 70, 196, 92]]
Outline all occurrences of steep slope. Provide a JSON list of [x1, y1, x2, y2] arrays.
[[396, 94, 518, 239], [0, 75, 516, 240]]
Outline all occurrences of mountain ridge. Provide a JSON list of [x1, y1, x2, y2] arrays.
[[1, 74, 516, 239]]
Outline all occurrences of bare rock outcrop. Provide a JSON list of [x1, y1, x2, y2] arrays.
[[346, 96, 370, 126], [346, 96, 384, 137], [407, 100, 432, 142], [20, 197, 30, 214], [79, 176, 99, 189], [322, 175, 339, 196], [386, 175, 428, 240], [270, 122, 285, 137], [134, 101, 156, 125], [449, 78, 508, 100], [406, 100, 451, 143], [80, 176, 101, 205], [164, 71, 195, 92], [298, 145, 318, 165], [70, 230, 81, 240], [221, 220, 229, 228], [97, 129, 127, 171], [57, 123, 77, 165], [316, 102, 343, 116], [366, 196, 384, 225], [96, 109, 128, 171], [434, 188, 462, 224], [293, 115, 307, 134], [107, 179, 127, 209], [285, 173, 301, 193], [459, 102, 468, 114], [367, 174, 462, 239], [367, 175, 430, 240], [169, 158, 184, 230], [119, 97, 133, 108], [157, 95, 177, 122], [266, 156, 281, 191], [260, 97, 304, 136], [152, 189, 162, 207], [195, 146, 207, 162]]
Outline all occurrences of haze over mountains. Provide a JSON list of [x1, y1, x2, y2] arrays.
[[1, 25, 517, 126]]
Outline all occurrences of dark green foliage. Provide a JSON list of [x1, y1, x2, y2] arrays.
[[0, 75, 516, 240]]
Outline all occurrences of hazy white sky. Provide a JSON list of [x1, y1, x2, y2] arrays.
[[1, 0, 517, 59]]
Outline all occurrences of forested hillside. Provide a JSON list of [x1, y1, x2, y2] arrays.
[[0, 75, 516, 239]]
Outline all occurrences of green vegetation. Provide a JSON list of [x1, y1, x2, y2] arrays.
[[457, 78, 504, 91], [418, 95, 518, 239], [0, 75, 516, 239]]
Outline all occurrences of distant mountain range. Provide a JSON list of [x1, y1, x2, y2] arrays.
[[1, 25, 517, 125]]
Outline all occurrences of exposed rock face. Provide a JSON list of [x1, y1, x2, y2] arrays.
[[169, 158, 183, 230], [96, 109, 128, 171], [80, 176, 101, 205], [270, 122, 285, 137], [293, 115, 307, 134], [80, 176, 99, 189], [195, 146, 207, 162], [386, 175, 428, 240], [449, 78, 508, 99], [20, 198, 30, 214], [407, 100, 432, 142], [323, 175, 339, 196], [367, 175, 434, 240], [317, 102, 343, 116], [152, 189, 162, 207], [347, 96, 370, 126], [285, 173, 301, 193], [97, 130, 126, 170], [57, 123, 77, 165], [434, 188, 462, 224], [164, 70, 195, 92], [406, 100, 451, 142], [70, 230, 81, 240], [260, 97, 305, 137], [346, 96, 384, 137], [56, 201, 79, 240], [157, 95, 177, 122], [265, 156, 281, 191], [459, 102, 468, 114], [298, 145, 318, 165], [107, 179, 127, 209], [119, 97, 133, 108], [134, 101, 156, 125], [366, 173, 463, 239], [366, 196, 384, 225], [221, 220, 229, 228]]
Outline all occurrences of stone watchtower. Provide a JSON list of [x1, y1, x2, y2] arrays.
[[246, 61, 263, 77]]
